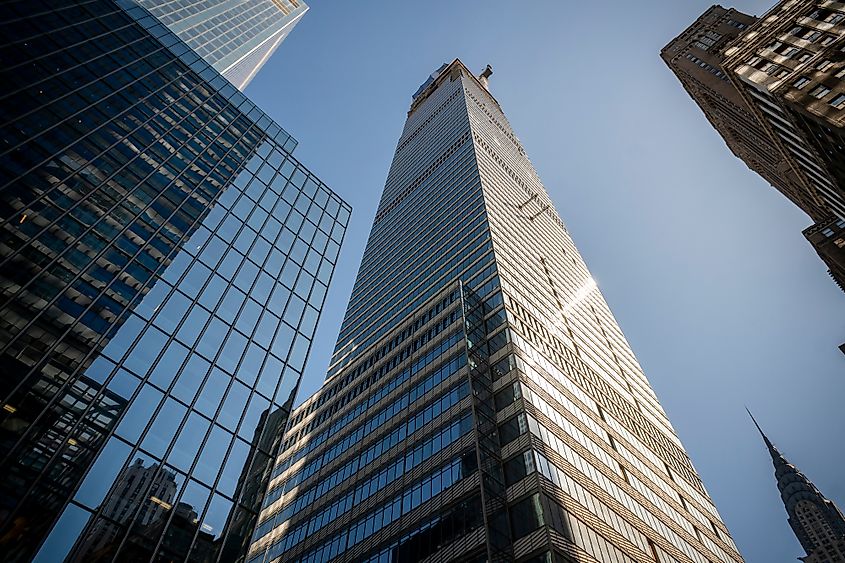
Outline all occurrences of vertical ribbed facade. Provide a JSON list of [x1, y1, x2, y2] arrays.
[[247, 60, 743, 563], [0, 2, 348, 561]]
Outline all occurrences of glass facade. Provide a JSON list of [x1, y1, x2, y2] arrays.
[[0, 2, 349, 561], [134, 0, 309, 90], [247, 60, 744, 563]]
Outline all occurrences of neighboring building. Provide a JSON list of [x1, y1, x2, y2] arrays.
[[247, 59, 743, 563], [135, 0, 308, 90], [665, 3, 845, 301], [0, 1, 349, 561], [660, 5, 825, 220], [748, 412, 845, 562], [720, 0, 845, 222], [803, 216, 845, 290]]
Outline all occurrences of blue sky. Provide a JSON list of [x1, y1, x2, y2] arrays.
[[245, 2, 845, 561]]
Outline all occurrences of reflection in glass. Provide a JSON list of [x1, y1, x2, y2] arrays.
[[1, 2, 348, 560]]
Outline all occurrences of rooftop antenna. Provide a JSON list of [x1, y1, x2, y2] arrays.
[[478, 64, 493, 89]]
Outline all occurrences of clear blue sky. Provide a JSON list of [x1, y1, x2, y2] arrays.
[[244, 2, 845, 561]]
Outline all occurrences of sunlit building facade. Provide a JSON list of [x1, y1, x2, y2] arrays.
[[0, 1, 348, 561], [246, 59, 743, 563], [135, 0, 308, 90]]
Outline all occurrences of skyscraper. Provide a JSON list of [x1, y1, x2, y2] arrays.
[[0, 1, 348, 561], [748, 412, 845, 562], [246, 59, 743, 563], [664, 3, 845, 299], [135, 0, 309, 90]]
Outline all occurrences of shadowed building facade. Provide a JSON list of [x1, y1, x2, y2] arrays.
[[134, 0, 308, 90], [246, 60, 743, 563], [749, 413, 845, 562], [664, 3, 845, 301], [0, 1, 348, 561]]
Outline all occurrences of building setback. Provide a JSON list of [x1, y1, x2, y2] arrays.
[[0, 1, 348, 561], [134, 0, 308, 90], [246, 59, 743, 563], [748, 412, 845, 562], [663, 2, 845, 300]]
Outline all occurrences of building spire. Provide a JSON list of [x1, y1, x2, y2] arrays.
[[746, 407, 779, 459], [747, 410, 845, 561]]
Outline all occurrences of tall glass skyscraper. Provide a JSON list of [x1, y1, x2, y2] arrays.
[[246, 60, 744, 563], [135, 0, 309, 90], [0, 1, 348, 561]]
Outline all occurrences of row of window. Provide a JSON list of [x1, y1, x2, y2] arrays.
[[357, 495, 484, 563], [507, 321, 704, 492], [262, 410, 471, 520], [321, 287, 459, 396], [516, 342, 719, 534], [341, 142, 481, 339], [284, 308, 462, 447], [529, 418, 723, 563], [272, 349, 466, 481], [685, 52, 726, 80], [337, 240, 496, 376], [394, 87, 462, 155], [266, 376, 470, 513], [257, 414, 474, 550], [346, 201, 486, 325], [261, 454, 477, 563], [793, 76, 845, 108], [359, 141, 479, 279], [340, 211, 489, 352]]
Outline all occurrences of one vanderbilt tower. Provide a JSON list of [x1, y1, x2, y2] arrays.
[[247, 59, 744, 563]]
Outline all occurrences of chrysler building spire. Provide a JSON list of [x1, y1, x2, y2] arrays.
[[748, 410, 845, 562]]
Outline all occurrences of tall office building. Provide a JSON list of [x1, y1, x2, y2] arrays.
[[135, 0, 309, 90], [247, 59, 742, 563], [749, 413, 845, 562], [0, 1, 348, 561], [664, 3, 845, 297]]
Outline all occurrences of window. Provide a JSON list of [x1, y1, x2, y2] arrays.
[[817, 59, 835, 72], [821, 35, 836, 46], [828, 13, 845, 24], [810, 84, 831, 98], [804, 30, 822, 42], [727, 19, 748, 30], [510, 494, 545, 539], [794, 76, 811, 89], [798, 52, 812, 63], [830, 93, 845, 108]]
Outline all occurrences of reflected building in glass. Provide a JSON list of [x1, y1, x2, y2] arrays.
[[134, 0, 309, 90], [0, 1, 348, 561], [246, 60, 743, 563]]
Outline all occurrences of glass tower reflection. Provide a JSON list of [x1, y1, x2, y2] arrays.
[[134, 0, 309, 90], [0, 1, 349, 561]]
